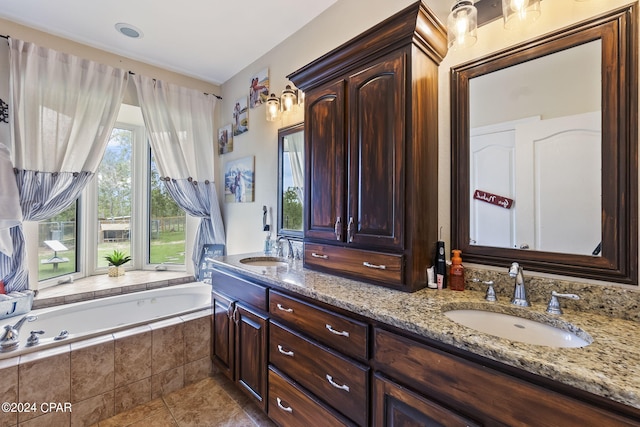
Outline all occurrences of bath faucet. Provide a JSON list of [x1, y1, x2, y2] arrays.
[[275, 237, 295, 259], [286, 239, 294, 259], [276, 236, 286, 257], [509, 262, 530, 307], [0, 315, 37, 352]]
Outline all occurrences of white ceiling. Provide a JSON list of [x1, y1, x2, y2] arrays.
[[0, 0, 452, 85]]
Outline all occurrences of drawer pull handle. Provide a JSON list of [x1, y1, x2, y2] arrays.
[[311, 252, 328, 259], [326, 324, 349, 337], [276, 397, 293, 413], [326, 374, 350, 392], [363, 261, 386, 270], [276, 303, 293, 313], [277, 344, 294, 357]]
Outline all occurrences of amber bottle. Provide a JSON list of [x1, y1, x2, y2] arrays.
[[450, 250, 465, 291]]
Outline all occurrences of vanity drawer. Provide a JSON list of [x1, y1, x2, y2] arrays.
[[211, 269, 267, 311], [304, 243, 403, 285], [268, 366, 356, 427], [373, 328, 639, 426], [269, 290, 369, 361], [270, 321, 369, 426]]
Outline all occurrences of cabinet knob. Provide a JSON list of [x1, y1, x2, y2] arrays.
[[277, 344, 295, 357], [326, 324, 350, 337], [326, 374, 350, 392], [276, 303, 293, 313], [363, 261, 386, 270], [276, 397, 293, 413], [347, 217, 355, 242], [334, 217, 342, 240]]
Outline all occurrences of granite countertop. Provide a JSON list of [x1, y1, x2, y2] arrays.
[[211, 253, 640, 410]]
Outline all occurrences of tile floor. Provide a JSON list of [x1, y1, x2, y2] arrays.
[[94, 373, 276, 427]]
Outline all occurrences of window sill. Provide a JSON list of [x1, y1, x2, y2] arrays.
[[33, 270, 195, 309]]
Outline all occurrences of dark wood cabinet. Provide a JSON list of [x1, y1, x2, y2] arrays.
[[347, 51, 405, 251], [372, 374, 480, 427], [305, 80, 346, 243], [211, 269, 269, 411], [289, 1, 448, 292], [211, 290, 235, 381], [373, 327, 640, 427], [268, 367, 356, 427], [234, 303, 268, 410]]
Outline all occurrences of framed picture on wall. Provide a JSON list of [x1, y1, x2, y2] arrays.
[[218, 124, 233, 155], [249, 68, 269, 109], [224, 156, 255, 203], [232, 96, 248, 136]]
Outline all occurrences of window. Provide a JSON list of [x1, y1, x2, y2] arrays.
[[97, 127, 133, 269], [37, 203, 77, 282], [149, 151, 186, 265], [35, 105, 187, 288]]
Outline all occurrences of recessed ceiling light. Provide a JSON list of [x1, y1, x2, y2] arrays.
[[115, 23, 143, 39]]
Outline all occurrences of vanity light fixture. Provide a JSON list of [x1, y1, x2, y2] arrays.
[[502, 0, 541, 29], [280, 85, 298, 114], [447, 0, 478, 50], [266, 93, 280, 122]]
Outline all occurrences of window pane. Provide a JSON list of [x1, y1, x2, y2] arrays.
[[97, 128, 133, 268], [38, 203, 77, 281], [149, 151, 185, 265]]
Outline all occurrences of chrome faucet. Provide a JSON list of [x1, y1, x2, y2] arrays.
[[509, 262, 530, 307], [0, 315, 37, 352], [275, 236, 286, 257], [275, 237, 295, 259]]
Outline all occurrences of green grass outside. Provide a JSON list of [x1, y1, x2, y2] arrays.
[[38, 231, 186, 281]]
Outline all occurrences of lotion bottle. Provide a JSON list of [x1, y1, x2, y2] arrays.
[[450, 249, 465, 291]]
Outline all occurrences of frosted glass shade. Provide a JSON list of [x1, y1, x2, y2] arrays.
[[502, 0, 541, 29]]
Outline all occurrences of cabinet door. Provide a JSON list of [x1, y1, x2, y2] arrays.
[[211, 291, 235, 381], [373, 374, 480, 427], [347, 51, 405, 250], [234, 303, 268, 411], [305, 80, 347, 242]]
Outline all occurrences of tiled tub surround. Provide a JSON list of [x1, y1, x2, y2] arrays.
[[0, 309, 212, 427], [1, 282, 210, 359], [211, 253, 640, 411], [32, 271, 195, 310]]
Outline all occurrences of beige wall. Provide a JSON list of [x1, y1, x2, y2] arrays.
[[219, 0, 639, 287]]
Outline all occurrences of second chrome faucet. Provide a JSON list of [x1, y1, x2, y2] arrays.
[[509, 262, 530, 307]]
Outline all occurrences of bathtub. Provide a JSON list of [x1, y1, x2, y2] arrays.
[[0, 281, 212, 359]]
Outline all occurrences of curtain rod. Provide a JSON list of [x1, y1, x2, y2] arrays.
[[0, 35, 222, 100], [128, 71, 222, 100]]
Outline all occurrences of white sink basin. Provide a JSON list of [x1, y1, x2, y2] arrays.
[[239, 256, 288, 267], [444, 309, 591, 348]]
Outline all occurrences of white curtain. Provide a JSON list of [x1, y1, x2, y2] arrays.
[[0, 39, 128, 291], [286, 131, 304, 204], [132, 75, 226, 279]]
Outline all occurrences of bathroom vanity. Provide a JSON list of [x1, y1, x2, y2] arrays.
[[210, 254, 640, 426]]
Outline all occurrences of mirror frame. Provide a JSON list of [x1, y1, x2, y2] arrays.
[[451, 6, 638, 284], [277, 122, 304, 239]]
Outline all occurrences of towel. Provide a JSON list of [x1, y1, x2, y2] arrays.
[[0, 143, 22, 257]]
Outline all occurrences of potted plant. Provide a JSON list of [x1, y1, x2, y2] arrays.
[[105, 249, 131, 277]]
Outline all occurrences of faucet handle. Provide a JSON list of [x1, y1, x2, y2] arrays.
[[26, 330, 45, 347], [472, 278, 497, 302], [546, 291, 580, 315]]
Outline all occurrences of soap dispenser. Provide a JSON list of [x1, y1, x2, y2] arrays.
[[449, 249, 465, 291]]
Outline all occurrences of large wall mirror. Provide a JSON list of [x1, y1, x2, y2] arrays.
[[451, 6, 638, 284], [277, 123, 304, 238]]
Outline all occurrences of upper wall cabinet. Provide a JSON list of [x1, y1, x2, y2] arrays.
[[288, 1, 447, 292]]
